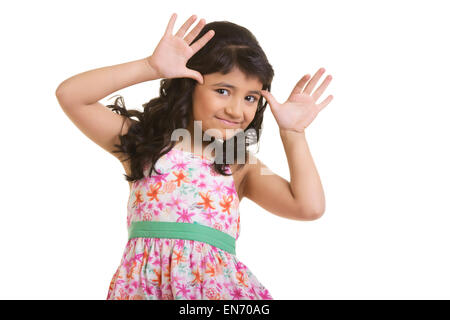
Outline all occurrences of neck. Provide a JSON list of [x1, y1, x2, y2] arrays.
[[177, 120, 216, 158]]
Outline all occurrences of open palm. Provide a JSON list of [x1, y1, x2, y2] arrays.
[[146, 13, 215, 84], [261, 68, 334, 133]]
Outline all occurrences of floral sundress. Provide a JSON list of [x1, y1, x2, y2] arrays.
[[106, 146, 273, 300]]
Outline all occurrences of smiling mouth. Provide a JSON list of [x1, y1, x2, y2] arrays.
[[215, 117, 241, 125]]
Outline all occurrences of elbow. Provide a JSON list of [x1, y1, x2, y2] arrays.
[[310, 203, 326, 220], [55, 83, 64, 97], [309, 209, 325, 220], [55, 86, 71, 108], [55, 86, 65, 103], [55, 81, 70, 98], [296, 205, 325, 221]]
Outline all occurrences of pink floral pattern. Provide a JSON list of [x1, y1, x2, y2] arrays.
[[106, 147, 273, 300]]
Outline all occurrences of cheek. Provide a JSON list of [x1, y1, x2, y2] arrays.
[[193, 96, 220, 120], [244, 109, 257, 123]]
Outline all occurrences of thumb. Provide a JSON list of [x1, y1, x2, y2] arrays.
[[186, 69, 204, 85], [261, 90, 279, 110]]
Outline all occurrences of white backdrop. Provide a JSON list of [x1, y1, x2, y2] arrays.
[[1, 0, 449, 299]]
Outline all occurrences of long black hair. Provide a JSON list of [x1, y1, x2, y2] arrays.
[[106, 20, 274, 183]]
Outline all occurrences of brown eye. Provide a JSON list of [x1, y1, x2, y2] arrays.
[[247, 96, 258, 103], [216, 89, 257, 102], [216, 89, 229, 95]]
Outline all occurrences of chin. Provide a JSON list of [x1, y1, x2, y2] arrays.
[[203, 131, 228, 143], [203, 122, 245, 142]]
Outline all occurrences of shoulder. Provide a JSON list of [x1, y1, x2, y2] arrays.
[[118, 117, 140, 174], [236, 150, 265, 199], [230, 150, 258, 173], [121, 117, 139, 135], [241, 150, 277, 200]]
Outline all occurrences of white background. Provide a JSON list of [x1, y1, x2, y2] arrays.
[[1, 0, 449, 299]]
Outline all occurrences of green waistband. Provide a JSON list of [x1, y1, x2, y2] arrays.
[[128, 221, 236, 255]]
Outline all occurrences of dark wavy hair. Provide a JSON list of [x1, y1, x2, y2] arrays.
[[106, 20, 274, 183]]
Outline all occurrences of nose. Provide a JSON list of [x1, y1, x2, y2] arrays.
[[224, 99, 243, 120]]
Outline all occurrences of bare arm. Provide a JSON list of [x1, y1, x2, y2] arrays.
[[55, 58, 159, 106], [243, 130, 325, 221], [279, 129, 325, 217], [55, 58, 160, 162], [55, 13, 214, 164], [250, 68, 332, 220]]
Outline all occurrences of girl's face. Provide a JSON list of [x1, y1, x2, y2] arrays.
[[191, 67, 263, 142]]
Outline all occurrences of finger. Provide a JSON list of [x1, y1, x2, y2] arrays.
[[190, 30, 215, 54], [175, 14, 197, 38], [288, 74, 311, 100], [260, 90, 279, 110], [316, 95, 334, 112], [304, 67, 326, 95], [312, 75, 332, 103], [164, 13, 178, 36], [186, 68, 204, 85], [184, 18, 206, 45]]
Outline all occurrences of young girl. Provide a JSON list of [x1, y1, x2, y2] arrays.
[[55, 13, 333, 300]]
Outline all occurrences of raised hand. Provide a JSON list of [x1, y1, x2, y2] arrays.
[[145, 13, 215, 84], [260, 68, 334, 133]]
